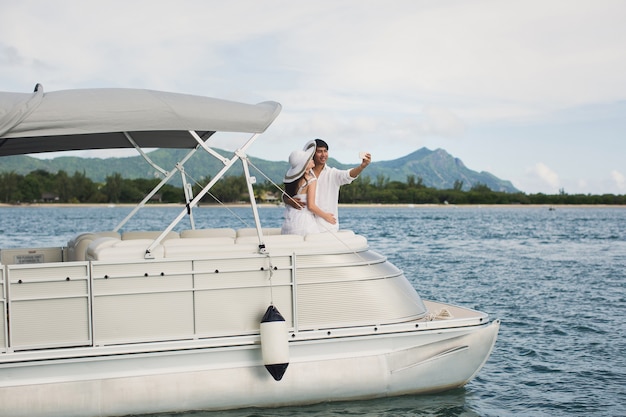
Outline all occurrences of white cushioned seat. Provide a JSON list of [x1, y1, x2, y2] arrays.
[[163, 237, 237, 258], [180, 228, 236, 239], [67, 231, 121, 261], [87, 238, 164, 260], [236, 227, 282, 237]]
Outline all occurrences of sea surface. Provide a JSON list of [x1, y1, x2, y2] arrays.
[[1, 205, 625, 417]]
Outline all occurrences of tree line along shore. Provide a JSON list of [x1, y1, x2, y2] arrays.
[[1, 170, 624, 206]]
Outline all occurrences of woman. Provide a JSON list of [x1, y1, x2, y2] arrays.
[[281, 141, 336, 236]]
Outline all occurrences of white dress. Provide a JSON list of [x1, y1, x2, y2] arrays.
[[281, 177, 320, 236]]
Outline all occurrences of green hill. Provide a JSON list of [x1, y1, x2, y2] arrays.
[[0, 147, 519, 192]]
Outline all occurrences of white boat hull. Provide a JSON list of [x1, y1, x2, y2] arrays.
[[0, 318, 499, 417], [0, 86, 500, 417]]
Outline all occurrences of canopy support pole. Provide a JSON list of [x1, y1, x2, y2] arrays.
[[113, 131, 213, 232], [124, 132, 167, 176], [181, 167, 196, 229], [239, 152, 266, 253], [190, 131, 229, 165], [144, 133, 261, 258]]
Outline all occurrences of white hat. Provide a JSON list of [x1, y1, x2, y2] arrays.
[[303, 139, 317, 152], [283, 141, 316, 183]]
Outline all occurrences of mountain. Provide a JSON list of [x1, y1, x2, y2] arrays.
[[0, 147, 519, 192], [363, 148, 519, 192]]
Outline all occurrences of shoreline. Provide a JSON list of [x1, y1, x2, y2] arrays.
[[1, 203, 624, 209]]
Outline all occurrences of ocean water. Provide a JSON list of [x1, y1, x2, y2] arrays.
[[1, 205, 625, 417]]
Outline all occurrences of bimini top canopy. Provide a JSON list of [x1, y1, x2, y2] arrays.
[[0, 84, 282, 156]]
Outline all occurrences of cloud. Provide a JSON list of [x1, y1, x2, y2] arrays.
[[4, 1, 626, 111], [420, 105, 466, 137], [611, 170, 626, 192], [517, 167, 626, 195], [254, 102, 466, 163], [273, 1, 626, 118], [2, 1, 626, 194], [529, 163, 560, 190], [0, 45, 24, 66]]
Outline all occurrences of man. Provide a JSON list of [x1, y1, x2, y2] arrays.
[[287, 139, 371, 232]]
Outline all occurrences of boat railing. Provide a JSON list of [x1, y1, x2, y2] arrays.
[[0, 229, 428, 355], [0, 266, 5, 353]]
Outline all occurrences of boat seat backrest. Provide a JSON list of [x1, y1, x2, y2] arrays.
[[235, 227, 282, 237], [67, 231, 121, 261], [121, 231, 180, 240], [70, 228, 367, 261], [180, 228, 236, 239], [86, 237, 164, 261], [162, 237, 238, 258]]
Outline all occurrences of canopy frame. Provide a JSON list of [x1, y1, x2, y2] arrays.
[[0, 85, 282, 254], [112, 131, 215, 232], [143, 132, 265, 258]]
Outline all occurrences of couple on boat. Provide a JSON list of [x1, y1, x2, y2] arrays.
[[281, 139, 371, 236]]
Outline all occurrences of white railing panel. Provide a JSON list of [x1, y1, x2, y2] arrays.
[[0, 266, 6, 352], [7, 262, 91, 350]]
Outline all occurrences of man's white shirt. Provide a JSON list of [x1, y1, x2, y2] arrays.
[[314, 165, 356, 232]]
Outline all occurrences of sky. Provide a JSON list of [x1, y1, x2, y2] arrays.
[[1, 0, 625, 195]]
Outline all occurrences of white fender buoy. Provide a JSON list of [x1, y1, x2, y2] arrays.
[[260, 305, 289, 381]]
